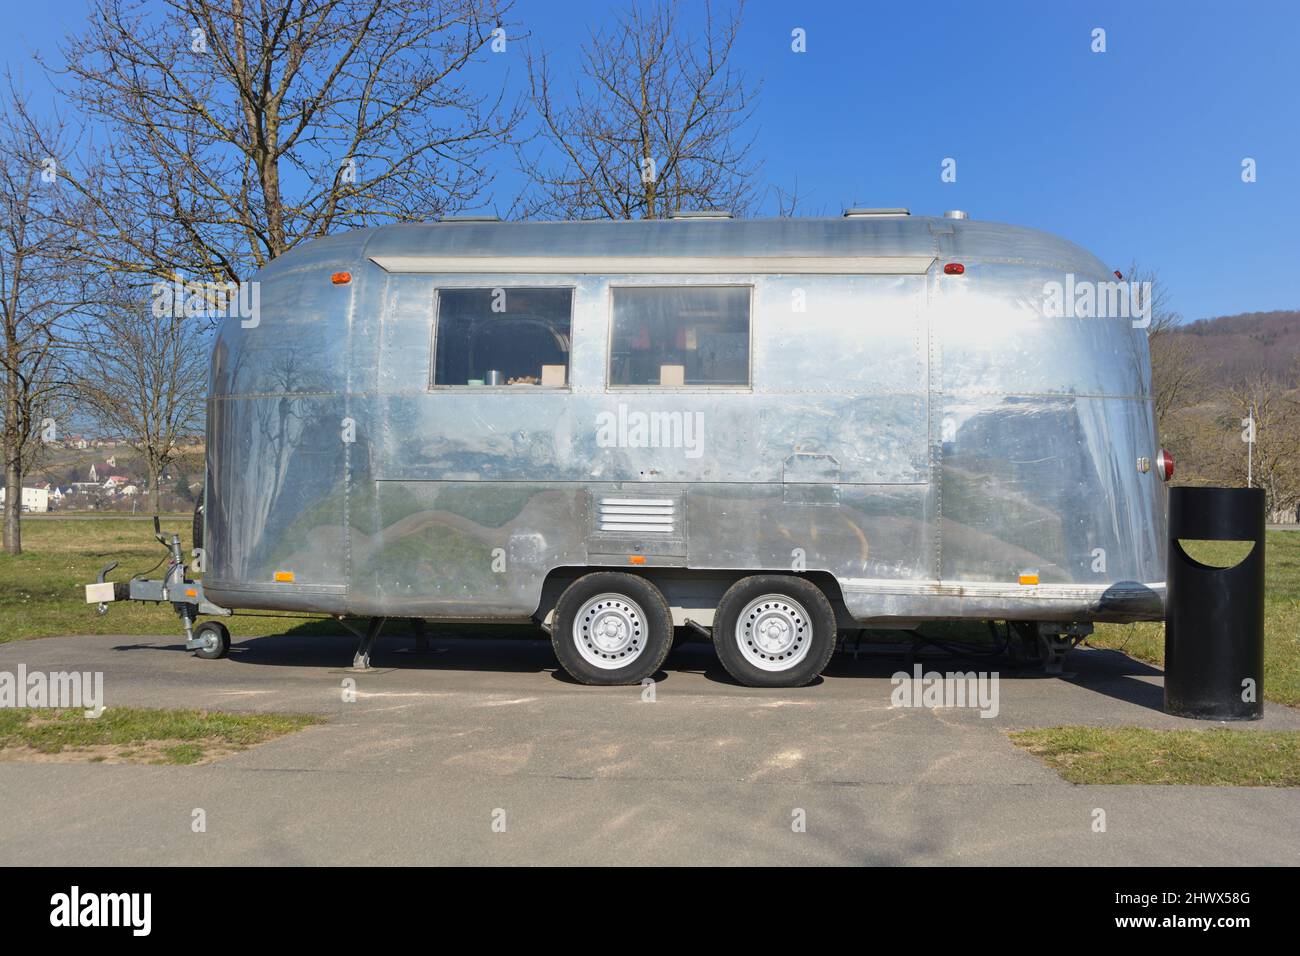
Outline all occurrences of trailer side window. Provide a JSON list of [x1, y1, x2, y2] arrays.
[[432, 287, 572, 387], [609, 286, 750, 387]]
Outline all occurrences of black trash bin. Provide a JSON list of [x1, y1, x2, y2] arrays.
[[1164, 486, 1265, 720]]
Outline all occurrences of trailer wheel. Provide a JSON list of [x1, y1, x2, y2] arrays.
[[551, 573, 673, 685], [193, 621, 231, 660], [712, 576, 836, 687], [192, 498, 204, 551]]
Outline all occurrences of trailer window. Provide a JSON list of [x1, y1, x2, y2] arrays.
[[433, 288, 572, 387], [610, 286, 750, 387]]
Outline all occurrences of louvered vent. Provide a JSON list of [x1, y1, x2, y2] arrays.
[[598, 497, 675, 534]]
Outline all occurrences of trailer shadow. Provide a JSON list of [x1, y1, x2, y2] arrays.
[[123, 622, 1167, 710], [230, 628, 560, 675], [814, 643, 1167, 711]]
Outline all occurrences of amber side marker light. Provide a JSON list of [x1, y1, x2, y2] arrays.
[[331, 271, 352, 285], [943, 262, 965, 275], [1018, 571, 1040, 586], [274, 571, 295, 583], [628, 555, 646, 566]]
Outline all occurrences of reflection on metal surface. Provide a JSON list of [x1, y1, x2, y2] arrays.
[[203, 215, 1166, 627]]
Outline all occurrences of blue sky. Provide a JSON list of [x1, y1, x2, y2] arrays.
[[3, 0, 1298, 320]]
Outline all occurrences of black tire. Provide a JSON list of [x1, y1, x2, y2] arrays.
[[193, 620, 231, 660], [551, 573, 673, 685], [192, 498, 205, 551], [712, 576, 836, 687]]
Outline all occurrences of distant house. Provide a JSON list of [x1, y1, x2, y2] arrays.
[[102, 475, 135, 495], [87, 458, 118, 482], [0, 486, 50, 513], [29, 481, 63, 508]]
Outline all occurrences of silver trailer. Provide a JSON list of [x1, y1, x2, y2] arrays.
[[89, 209, 1171, 687]]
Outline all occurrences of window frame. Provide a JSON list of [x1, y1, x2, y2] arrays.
[[604, 282, 755, 391], [427, 283, 577, 391]]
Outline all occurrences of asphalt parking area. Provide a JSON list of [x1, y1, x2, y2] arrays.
[[1, 632, 1298, 865]]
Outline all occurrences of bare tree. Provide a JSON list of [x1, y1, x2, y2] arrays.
[[767, 177, 809, 218], [41, 0, 520, 286], [516, 0, 759, 220], [76, 281, 208, 515], [0, 84, 88, 554], [1212, 371, 1300, 520], [1129, 263, 1206, 434]]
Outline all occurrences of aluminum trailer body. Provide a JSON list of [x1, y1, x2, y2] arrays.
[[183, 212, 1166, 682]]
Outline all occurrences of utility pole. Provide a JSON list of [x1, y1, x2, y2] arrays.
[[1243, 404, 1255, 489]]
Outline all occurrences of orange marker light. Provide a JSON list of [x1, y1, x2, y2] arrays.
[[185, 588, 198, 598], [274, 571, 295, 583], [628, 555, 646, 566], [1018, 572, 1039, 586], [331, 272, 352, 285]]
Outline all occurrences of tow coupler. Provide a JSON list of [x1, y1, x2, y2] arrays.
[[84, 517, 232, 655]]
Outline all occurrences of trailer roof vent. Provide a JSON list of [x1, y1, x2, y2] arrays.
[[437, 214, 501, 222], [668, 209, 734, 220], [943, 210, 969, 220], [843, 207, 910, 218]]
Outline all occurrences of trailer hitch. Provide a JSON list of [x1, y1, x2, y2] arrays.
[[83, 516, 230, 652], [94, 562, 119, 615]]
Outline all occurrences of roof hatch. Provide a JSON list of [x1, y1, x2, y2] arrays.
[[842, 207, 910, 218], [668, 210, 734, 220]]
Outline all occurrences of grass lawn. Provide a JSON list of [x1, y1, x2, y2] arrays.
[[0, 706, 323, 765], [0, 518, 346, 643], [1010, 726, 1300, 786], [1090, 531, 1300, 707]]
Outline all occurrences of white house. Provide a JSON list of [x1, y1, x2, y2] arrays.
[[102, 475, 133, 495], [0, 486, 50, 513]]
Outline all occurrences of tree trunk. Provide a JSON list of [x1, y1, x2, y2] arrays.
[[149, 462, 161, 516], [3, 456, 21, 555]]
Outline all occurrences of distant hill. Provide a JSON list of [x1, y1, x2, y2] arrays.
[[1173, 310, 1300, 387]]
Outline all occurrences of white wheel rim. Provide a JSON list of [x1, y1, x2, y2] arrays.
[[201, 630, 221, 652], [735, 594, 813, 672], [573, 593, 648, 670]]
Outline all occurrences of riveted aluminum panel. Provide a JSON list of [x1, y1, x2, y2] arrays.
[[202, 215, 1166, 625]]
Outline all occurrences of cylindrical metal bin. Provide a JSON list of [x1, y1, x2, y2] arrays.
[[1164, 486, 1265, 720]]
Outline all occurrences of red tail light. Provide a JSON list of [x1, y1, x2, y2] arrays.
[[943, 262, 965, 275], [1156, 448, 1174, 481]]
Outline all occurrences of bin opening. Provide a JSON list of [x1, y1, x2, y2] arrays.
[[1175, 539, 1255, 569]]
